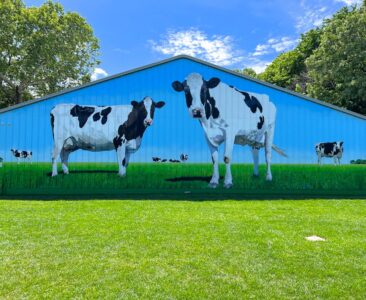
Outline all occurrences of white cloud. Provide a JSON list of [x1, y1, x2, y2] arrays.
[[296, 2, 331, 32], [91, 68, 108, 81], [244, 58, 271, 73], [253, 37, 299, 56], [150, 29, 243, 66], [335, 0, 362, 5]]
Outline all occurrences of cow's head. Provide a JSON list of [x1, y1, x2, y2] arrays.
[[172, 73, 220, 119], [131, 97, 165, 127]]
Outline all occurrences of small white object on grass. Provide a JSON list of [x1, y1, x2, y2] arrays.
[[306, 235, 326, 242]]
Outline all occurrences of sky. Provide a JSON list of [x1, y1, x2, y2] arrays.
[[24, 0, 362, 80]]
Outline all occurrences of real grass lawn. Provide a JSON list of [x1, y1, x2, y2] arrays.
[[0, 199, 366, 299], [0, 163, 365, 197]]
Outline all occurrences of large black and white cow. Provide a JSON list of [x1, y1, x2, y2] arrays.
[[50, 97, 165, 177], [172, 73, 286, 188], [315, 141, 343, 165]]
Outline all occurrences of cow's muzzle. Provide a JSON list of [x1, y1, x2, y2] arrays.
[[144, 119, 153, 126], [192, 109, 202, 118]]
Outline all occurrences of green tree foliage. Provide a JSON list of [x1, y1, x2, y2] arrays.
[[0, 0, 99, 108], [306, 5, 366, 114], [258, 29, 322, 93], [235, 68, 258, 78]]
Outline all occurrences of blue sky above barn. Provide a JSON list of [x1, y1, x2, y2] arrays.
[[24, 0, 363, 79]]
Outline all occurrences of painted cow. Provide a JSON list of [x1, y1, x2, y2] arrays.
[[315, 141, 343, 165], [51, 97, 165, 177], [11, 149, 32, 163], [172, 73, 286, 188]]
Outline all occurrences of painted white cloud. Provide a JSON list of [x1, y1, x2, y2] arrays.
[[150, 29, 243, 66], [253, 37, 299, 57], [335, 0, 362, 5], [91, 68, 108, 81]]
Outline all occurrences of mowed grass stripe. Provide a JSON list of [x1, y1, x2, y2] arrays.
[[0, 163, 365, 197], [0, 200, 365, 299]]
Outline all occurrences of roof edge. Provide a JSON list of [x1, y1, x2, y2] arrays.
[[0, 54, 365, 120]]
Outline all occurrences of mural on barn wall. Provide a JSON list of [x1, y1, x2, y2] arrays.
[[0, 56, 365, 191]]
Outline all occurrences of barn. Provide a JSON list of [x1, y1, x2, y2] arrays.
[[0, 55, 365, 196]]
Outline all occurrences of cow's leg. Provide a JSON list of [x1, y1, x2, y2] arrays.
[[51, 141, 63, 177], [116, 143, 127, 177], [207, 141, 219, 188], [124, 151, 131, 168], [224, 133, 235, 188], [60, 148, 71, 174], [264, 126, 274, 181], [251, 147, 260, 177], [333, 156, 338, 166], [317, 154, 322, 165]]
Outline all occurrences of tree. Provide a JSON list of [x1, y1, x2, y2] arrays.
[[0, 0, 99, 108], [306, 5, 366, 114], [235, 68, 258, 78], [258, 28, 322, 93]]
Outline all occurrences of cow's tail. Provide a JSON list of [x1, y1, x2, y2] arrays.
[[50, 112, 55, 140], [272, 144, 288, 158]]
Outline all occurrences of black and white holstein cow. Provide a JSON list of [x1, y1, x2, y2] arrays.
[[172, 73, 286, 188], [51, 97, 165, 177], [315, 142, 343, 165]]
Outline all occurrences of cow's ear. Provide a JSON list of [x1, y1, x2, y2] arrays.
[[172, 81, 184, 92], [340, 141, 344, 146], [155, 101, 165, 109], [207, 77, 220, 89], [131, 101, 139, 107]]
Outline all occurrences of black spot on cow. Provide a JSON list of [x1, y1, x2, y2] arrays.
[[101, 107, 112, 125], [122, 158, 126, 167], [50, 113, 55, 139], [257, 116, 265, 129], [70, 105, 95, 128], [321, 142, 336, 155], [93, 112, 101, 121], [230, 87, 263, 113], [200, 78, 220, 120]]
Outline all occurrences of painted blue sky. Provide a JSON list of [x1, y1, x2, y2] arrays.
[[24, 0, 361, 79]]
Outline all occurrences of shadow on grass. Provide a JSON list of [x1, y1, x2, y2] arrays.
[[46, 170, 117, 177], [166, 176, 224, 183]]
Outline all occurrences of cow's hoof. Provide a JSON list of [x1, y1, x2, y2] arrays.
[[63, 171, 69, 175], [208, 182, 218, 189], [224, 183, 233, 189], [51, 173, 58, 177], [266, 175, 272, 181], [118, 173, 126, 177], [253, 173, 259, 178]]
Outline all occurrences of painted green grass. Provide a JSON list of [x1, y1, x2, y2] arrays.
[[0, 163, 365, 197], [0, 199, 365, 299]]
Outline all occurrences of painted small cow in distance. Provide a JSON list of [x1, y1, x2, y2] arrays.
[[172, 73, 287, 188], [315, 141, 343, 165], [51, 97, 165, 177], [11, 149, 32, 163]]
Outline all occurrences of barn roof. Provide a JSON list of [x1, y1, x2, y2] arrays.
[[0, 54, 365, 120]]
